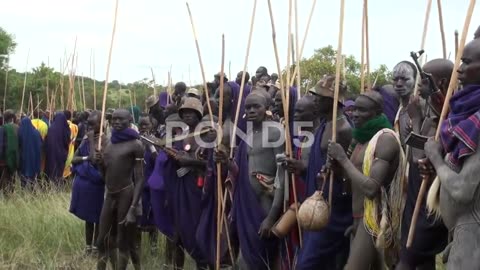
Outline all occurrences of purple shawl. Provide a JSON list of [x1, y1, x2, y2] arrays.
[[45, 113, 70, 180], [70, 139, 105, 223], [148, 150, 175, 238], [231, 141, 278, 270], [164, 141, 206, 263], [195, 150, 229, 265], [159, 92, 171, 108], [228, 82, 248, 144], [377, 86, 400, 126], [110, 128, 139, 144], [440, 84, 480, 170], [18, 118, 42, 178]]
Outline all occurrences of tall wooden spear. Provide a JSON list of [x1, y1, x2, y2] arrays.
[[186, 2, 214, 124], [294, 0, 301, 98], [455, 30, 459, 58], [3, 55, 9, 116], [267, 0, 302, 246], [437, 0, 447, 59], [93, 50, 97, 110], [290, 0, 317, 87], [230, 0, 257, 156], [215, 34, 225, 270], [364, 0, 371, 89], [360, 3, 366, 93], [98, 0, 120, 150], [409, 0, 476, 248], [20, 49, 30, 115], [413, 0, 433, 96], [150, 67, 157, 96], [330, 0, 346, 210]]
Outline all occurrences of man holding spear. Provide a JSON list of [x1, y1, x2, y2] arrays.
[[397, 58, 452, 270], [422, 38, 480, 270]]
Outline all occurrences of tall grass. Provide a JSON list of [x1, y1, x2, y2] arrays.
[[0, 185, 191, 269]]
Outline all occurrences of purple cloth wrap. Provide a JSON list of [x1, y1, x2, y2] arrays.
[[148, 150, 175, 238], [110, 128, 139, 144], [440, 84, 480, 170], [69, 140, 105, 223], [18, 118, 42, 179], [164, 141, 206, 263], [231, 141, 278, 270], [159, 92, 171, 108], [45, 113, 70, 180], [295, 121, 353, 269], [195, 150, 229, 265], [140, 148, 156, 227], [377, 86, 400, 126]]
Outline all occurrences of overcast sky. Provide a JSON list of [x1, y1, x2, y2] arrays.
[[1, 0, 479, 86]]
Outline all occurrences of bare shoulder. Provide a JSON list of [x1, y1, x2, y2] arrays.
[[375, 131, 400, 161]]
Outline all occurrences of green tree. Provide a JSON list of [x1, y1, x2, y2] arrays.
[[0, 27, 16, 68], [297, 45, 391, 96]]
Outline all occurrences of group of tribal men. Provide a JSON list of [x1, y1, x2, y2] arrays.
[[2, 27, 480, 270]]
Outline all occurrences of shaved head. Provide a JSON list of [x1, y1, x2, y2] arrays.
[[359, 90, 384, 114], [423, 58, 454, 84]]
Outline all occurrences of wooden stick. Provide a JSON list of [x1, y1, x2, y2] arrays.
[[330, 0, 346, 209], [20, 49, 30, 115], [228, 61, 231, 82], [360, 3, 366, 93], [364, 0, 370, 89], [68, 38, 78, 111], [82, 74, 86, 110], [98, 0, 120, 150], [408, 0, 476, 248], [290, 0, 317, 86], [229, 0, 257, 157], [294, 0, 301, 98], [186, 2, 214, 125], [46, 57, 50, 112], [413, 0, 433, 96], [268, 0, 303, 247], [215, 34, 225, 270], [93, 50, 97, 110], [437, 0, 447, 59], [455, 30, 459, 58], [3, 55, 9, 117], [150, 67, 157, 96], [29, 91, 34, 118]]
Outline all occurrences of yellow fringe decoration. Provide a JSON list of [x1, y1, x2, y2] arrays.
[[363, 128, 406, 249]]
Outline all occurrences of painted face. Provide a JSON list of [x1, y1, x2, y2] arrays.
[[392, 62, 416, 97], [245, 94, 267, 124], [352, 96, 378, 128], [458, 40, 480, 86], [138, 118, 153, 135], [274, 91, 283, 117], [180, 109, 200, 128], [111, 110, 131, 131], [294, 98, 316, 122]]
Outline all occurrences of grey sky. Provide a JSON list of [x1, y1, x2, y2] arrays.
[[1, 0, 479, 86]]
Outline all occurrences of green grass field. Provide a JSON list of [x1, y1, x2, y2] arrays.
[[0, 186, 194, 270], [0, 185, 446, 270]]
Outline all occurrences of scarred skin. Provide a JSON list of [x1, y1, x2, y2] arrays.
[[422, 39, 480, 270], [328, 95, 400, 270], [95, 109, 144, 270]]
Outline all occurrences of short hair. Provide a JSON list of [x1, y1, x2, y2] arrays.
[[63, 110, 72, 121], [359, 90, 384, 114]]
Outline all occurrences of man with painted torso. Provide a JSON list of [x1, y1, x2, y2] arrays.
[[422, 38, 480, 270]]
